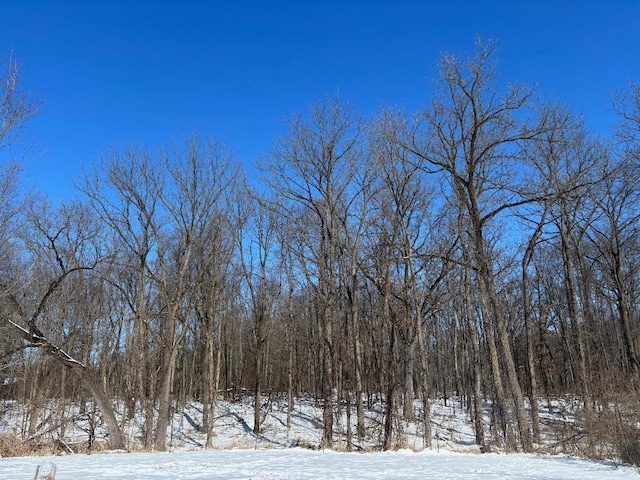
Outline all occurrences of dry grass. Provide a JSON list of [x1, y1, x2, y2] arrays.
[[66, 439, 112, 454], [582, 409, 640, 466], [0, 433, 67, 457], [537, 396, 640, 467], [0, 433, 32, 457]]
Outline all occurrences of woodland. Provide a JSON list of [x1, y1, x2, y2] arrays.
[[1, 40, 639, 460]]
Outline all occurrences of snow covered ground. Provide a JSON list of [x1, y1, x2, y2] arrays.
[[1, 396, 487, 454], [2, 448, 640, 479], [1, 395, 639, 478]]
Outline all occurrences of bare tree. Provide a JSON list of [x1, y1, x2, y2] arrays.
[[0, 53, 40, 148], [587, 159, 640, 375], [263, 97, 363, 448], [1, 199, 126, 450], [193, 207, 235, 448], [1, 52, 40, 268], [234, 188, 280, 435], [516, 106, 589, 440], [151, 136, 236, 451], [614, 81, 640, 152], [80, 135, 237, 451], [79, 145, 163, 449], [368, 110, 449, 448], [544, 117, 605, 409], [0, 54, 127, 449], [398, 39, 555, 451]]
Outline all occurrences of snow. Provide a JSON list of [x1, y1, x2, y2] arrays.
[[2, 396, 639, 479], [2, 448, 639, 479]]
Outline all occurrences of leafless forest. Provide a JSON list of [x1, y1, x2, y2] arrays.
[[1, 41, 639, 458]]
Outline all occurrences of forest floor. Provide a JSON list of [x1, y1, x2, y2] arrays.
[[1, 394, 639, 479]]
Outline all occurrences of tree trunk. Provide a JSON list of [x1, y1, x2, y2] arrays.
[[476, 248, 531, 452], [470, 183, 531, 452], [614, 252, 639, 374], [558, 216, 592, 411], [286, 295, 295, 432], [321, 306, 334, 449], [416, 310, 432, 448], [70, 368, 126, 450], [523, 265, 541, 444], [403, 339, 416, 421], [522, 217, 545, 444], [462, 266, 485, 449], [253, 352, 263, 434], [350, 277, 366, 439], [154, 337, 177, 451], [202, 316, 216, 447], [207, 320, 223, 448], [383, 322, 396, 451]]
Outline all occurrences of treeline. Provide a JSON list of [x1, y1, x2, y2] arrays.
[[1, 41, 639, 453]]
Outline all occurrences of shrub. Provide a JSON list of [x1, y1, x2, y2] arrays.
[[615, 426, 640, 467], [0, 433, 30, 457]]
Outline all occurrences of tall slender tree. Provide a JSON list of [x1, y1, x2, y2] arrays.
[[399, 39, 552, 451], [262, 97, 363, 448]]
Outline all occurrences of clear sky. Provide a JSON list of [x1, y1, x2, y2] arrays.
[[2, 0, 639, 200]]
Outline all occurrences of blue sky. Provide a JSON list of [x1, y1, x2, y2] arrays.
[[2, 1, 639, 200]]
